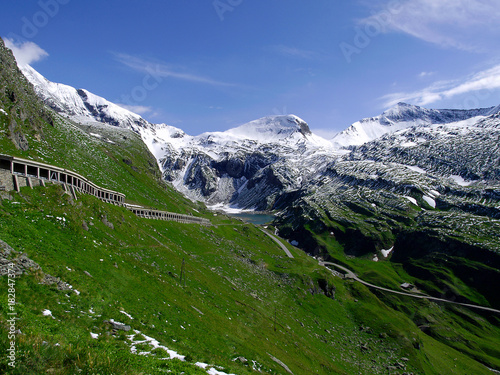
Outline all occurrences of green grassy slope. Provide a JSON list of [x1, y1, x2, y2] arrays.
[[1, 185, 499, 374]]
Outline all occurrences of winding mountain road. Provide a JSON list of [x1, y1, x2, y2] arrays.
[[319, 261, 500, 315], [257, 230, 499, 314], [260, 229, 294, 258]]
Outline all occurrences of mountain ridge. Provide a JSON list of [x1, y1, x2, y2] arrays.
[[19, 64, 152, 133], [19, 61, 500, 153], [331, 102, 497, 148], [16, 63, 500, 213]]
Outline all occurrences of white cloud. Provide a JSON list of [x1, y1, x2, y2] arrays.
[[4, 38, 49, 66], [114, 53, 234, 87], [116, 104, 153, 115], [363, 0, 500, 51], [381, 64, 500, 107]]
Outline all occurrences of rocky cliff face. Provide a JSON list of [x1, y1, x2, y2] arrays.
[[143, 114, 338, 210]]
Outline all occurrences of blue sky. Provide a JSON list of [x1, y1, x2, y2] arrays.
[[2, 0, 500, 137]]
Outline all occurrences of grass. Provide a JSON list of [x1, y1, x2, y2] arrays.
[[0, 185, 364, 374], [0, 184, 498, 374], [310, 228, 500, 371]]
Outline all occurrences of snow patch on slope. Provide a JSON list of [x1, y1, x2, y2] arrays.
[[407, 165, 427, 174], [404, 196, 418, 206], [126, 329, 236, 374], [422, 195, 436, 208], [449, 175, 475, 187], [381, 247, 394, 258]]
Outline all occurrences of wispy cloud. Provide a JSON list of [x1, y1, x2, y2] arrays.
[[362, 0, 500, 52], [116, 104, 153, 115], [114, 53, 235, 87], [4, 38, 48, 66], [418, 71, 435, 78], [381, 64, 500, 107], [271, 45, 319, 60]]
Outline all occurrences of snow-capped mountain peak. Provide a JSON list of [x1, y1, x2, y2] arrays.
[[20, 64, 151, 132], [225, 115, 312, 142], [381, 102, 423, 120], [135, 114, 338, 210], [148, 115, 334, 156], [331, 102, 495, 148]]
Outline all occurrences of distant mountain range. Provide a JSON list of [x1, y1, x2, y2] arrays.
[[18, 63, 500, 212]]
